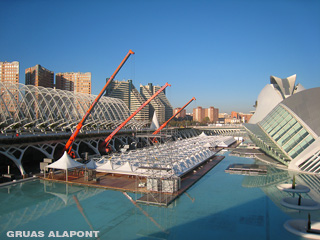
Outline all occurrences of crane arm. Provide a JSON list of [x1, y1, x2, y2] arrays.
[[152, 97, 196, 135], [64, 50, 135, 155], [101, 82, 171, 152]]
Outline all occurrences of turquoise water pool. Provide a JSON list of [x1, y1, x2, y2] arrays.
[[0, 152, 318, 240]]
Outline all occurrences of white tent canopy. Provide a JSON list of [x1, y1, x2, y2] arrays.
[[85, 159, 98, 169], [47, 151, 84, 170], [45, 151, 84, 181], [97, 160, 114, 171], [199, 132, 207, 137]]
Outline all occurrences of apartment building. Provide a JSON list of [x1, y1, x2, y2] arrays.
[[56, 72, 91, 94], [0, 61, 19, 85], [174, 108, 186, 118], [25, 64, 54, 88], [193, 106, 219, 123], [0, 61, 19, 113], [105, 79, 149, 121]]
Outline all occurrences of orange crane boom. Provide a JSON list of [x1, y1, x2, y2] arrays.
[[100, 82, 171, 153], [152, 97, 196, 135], [64, 50, 135, 156]]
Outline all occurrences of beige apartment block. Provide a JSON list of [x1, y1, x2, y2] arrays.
[[56, 72, 91, 94], [0, 61, 19, 113]]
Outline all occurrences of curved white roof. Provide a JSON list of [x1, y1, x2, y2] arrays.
[[249, 84, 283, 124], [250, 74, 305, 124]]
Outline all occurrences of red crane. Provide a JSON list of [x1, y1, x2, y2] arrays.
[[152, 97, 196, 135], [100, 82, 171, 153], [64, 50, 135, 157]]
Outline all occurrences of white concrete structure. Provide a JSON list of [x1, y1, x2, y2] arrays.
[[249, 74, 305, 124], [245, 74, 320, 174]]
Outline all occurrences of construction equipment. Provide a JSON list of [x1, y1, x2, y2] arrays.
[[152, 97, 196, 135], [100, 82, 171, 154], [64, 50, 135, 157]]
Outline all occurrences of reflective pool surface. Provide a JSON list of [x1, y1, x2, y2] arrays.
[[1, 152, 319, 240]]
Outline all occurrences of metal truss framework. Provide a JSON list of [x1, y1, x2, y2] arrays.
[[0, 83, 147, 133], [0, 129, 201, 176]]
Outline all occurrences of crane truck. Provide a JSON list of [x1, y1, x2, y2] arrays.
[[99, 82, 172, 154], [64, 50, 135, 158], [152, 97, 196, 136]]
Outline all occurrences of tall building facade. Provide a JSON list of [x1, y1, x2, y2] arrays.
[[193, 107, 204, 122], [174, 108, 186, 118], [56, 72, 91, 94], [25, 64, 54, 88], [193, 106, 219, 123], [105, 79, 149, 121], [105, 80, 173, 124], [0, 61, 19, 85], [140, 83, 166, 124], [0, 61, 19, 113], [153, 85, 173, 121]]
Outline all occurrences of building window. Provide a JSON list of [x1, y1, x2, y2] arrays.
[[259, 105, 315, 159]]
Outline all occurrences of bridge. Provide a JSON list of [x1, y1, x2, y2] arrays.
[[0, 83, 246, 177], [194, 125, 247, 136]]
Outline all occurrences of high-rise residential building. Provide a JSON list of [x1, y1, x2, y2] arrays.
[[140, 83, 166, 124], [193, 106, 219, 123], [25, 64, 54, 88], [56, 72, 91, 94], [0, 61, 19, 85], [193, 107, 204, 122], [153, 85, 173, 121], [174, 108, 186, 119], [105, 80, 173, 123], [105, 79, 149, 121], [0, 61, 19, 113]]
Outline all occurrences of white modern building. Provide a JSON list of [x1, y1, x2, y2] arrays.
[[245, 75, 320, 173]]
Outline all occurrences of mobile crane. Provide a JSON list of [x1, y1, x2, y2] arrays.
[[100, 82, 171, 154], [152, 97, 196, 135], [63, 50, 135, 157], [151, 97, 196, 143]]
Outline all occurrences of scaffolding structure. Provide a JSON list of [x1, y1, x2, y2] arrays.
[[93, 133, 233, 205]]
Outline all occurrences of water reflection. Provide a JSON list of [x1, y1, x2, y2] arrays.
[[240, 163, 320, 222], [0, 180, 104, 235]]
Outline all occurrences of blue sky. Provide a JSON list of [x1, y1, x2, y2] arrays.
[[1, 0, 319, 113]]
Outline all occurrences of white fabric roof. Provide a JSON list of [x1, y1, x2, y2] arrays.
[[97, 160, 114, 171], [85, 159, 98, 169], [47, 151, 84, 170], [117, 161, 137, 172], [199, 132, 207, 137]]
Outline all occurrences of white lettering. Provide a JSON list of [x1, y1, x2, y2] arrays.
[[6, 230, 99, 238], [6, 231, 14, 237], [22, 231, 30, 237], [38, 231, 45, 237], [93, 231, 100, 237]]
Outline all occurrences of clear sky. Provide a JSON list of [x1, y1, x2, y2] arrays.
[[1, 0, 319, 113]]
